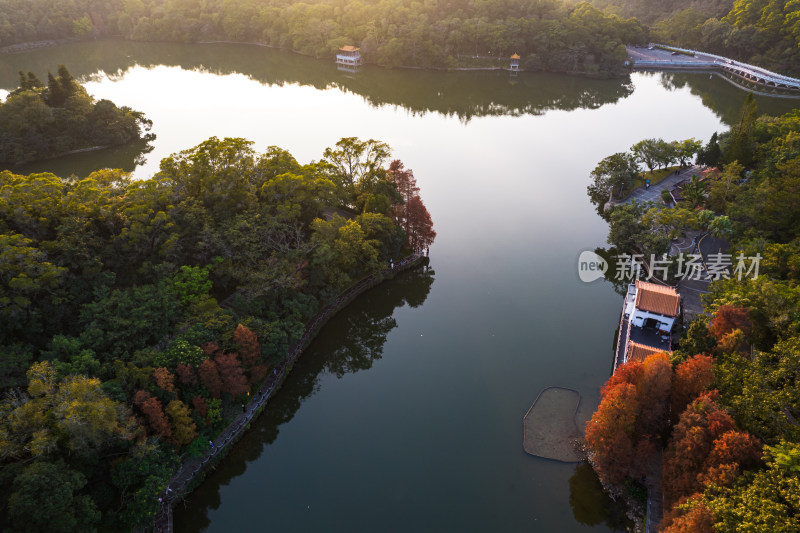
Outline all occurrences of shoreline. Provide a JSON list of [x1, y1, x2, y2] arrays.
[[153, 251, 428, 532], [0, 36, 621, 78]]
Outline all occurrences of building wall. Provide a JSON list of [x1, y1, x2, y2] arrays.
[[630, 308, 675, 331]]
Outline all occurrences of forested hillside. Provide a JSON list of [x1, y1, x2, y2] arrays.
[[585, 100, 800, 530], [652, 0, 800, 75], [0, 65, 152, 165], [0, 136, 435, 531], [0, 0, 645, 76]]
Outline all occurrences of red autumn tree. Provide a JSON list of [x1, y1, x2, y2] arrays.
[[585, 353, 672, 491], [153, 367, 176, 394], [705, 430, 762, 468], [192, 395, 208, 419], [214, 352, 249, 398], [133, 390, 171, 440], [176, 363, 198, 387], [234, 324, 260, 368], [662, 393, 736, 506], [198, 359, 222, 398], [671, 354, 714, 422], [709, 305, 751, 341], [387, 159, 435, 250], [660, 494, 715, 533], [387, 159, 419, 205], [405, 195, 436, 250], [634, 352, 672, 438], [585, 381, 640, 488], [234, 324, 269, 384], [202, 342, 220, 357]]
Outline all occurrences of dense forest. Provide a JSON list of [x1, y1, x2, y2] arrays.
[[0, 65, 152, 165], [585, 98, 800, 530], [0, 136, 435, 531], [0, 0, 645, 76], [3, 0, 800, 75]]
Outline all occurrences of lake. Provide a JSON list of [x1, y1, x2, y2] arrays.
[[0, 41, 795, 532]]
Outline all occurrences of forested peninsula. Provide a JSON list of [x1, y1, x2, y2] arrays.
[[585, 100, 800, 530], [0, 136, 435, 531], [0, 65, 152, 166]]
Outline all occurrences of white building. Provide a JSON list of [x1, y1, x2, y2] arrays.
[[627, 280, 680, 333]]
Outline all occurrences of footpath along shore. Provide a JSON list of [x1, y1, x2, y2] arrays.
[[152, 250, 428, 532]]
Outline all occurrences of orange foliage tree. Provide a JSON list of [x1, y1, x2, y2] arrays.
[[133, 390, 171, 440], [153, 367, 176, 394], [709, 305, 751, 341], [175, 363, 197, 387], [671, 354, 714, 422], [214, 352, 249, 398], [661, 393, 762, 507], [192, 395, 207, 419], [197, 359, 222, 398], [660, 494, 715, 533], [388, 159, 436, 250], [234, 324, 268, 384], [585, 352, 672, 490]]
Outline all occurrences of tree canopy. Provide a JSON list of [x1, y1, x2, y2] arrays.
[[0, 136, 434, 530]]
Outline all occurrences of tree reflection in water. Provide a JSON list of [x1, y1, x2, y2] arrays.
[[569, 462, 633, 530], [173, 264, 434, 531]]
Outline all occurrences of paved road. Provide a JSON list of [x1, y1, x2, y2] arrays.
[[619, 165, 701, 205], [627, 46, 713, 65]]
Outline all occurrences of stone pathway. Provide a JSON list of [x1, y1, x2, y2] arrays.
[[153, 252, 426, 532], [618, 166, 701, 206]]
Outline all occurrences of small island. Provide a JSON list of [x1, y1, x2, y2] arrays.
[[0, 65, 153, 166]]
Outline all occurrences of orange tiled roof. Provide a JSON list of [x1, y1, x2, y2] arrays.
[[635, 280, 680, 317], [510, 53, 520, 59], [340, 45, 360, 52], [626, 341, 670, 362]]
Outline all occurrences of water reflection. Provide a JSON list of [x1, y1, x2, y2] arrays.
[[655, 71, 798, 123], [0, 40, 634, 122], [173, 264, 434, 532], [569, 462, 633, 530], [5, 136, 155, 177]]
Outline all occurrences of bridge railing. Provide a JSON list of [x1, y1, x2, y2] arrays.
[[649, 43, 800, 87]]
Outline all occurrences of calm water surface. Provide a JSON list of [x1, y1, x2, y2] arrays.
[[1, 41, 795, 532]]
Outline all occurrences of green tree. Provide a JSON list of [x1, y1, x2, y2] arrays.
[[8, 461, 100, 533], [587, 152, 639, 208]]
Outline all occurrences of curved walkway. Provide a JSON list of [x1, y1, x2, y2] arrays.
[[153, 251, 426, 532]]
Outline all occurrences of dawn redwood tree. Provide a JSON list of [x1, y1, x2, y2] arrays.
[[214, 352, 249, 398], [153, 367, 176, 394], [662, 393, 741, 506], [133, 390, 171, 440], [660, 494, 715, 533], [634, 352, 672, 438], [671, 354, 714, 423], [585, 353, 672, 491], [585, 381, 640, 488], [405, 195, 436, 250], [709, 305, 751, 342], [234, 324, 268, 384], [387, 159, 435, 250], [387, 159, 419, 206], [192, 395, 208, 419], [197, 359, 222, 398], [175, 364, 197, 387]]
